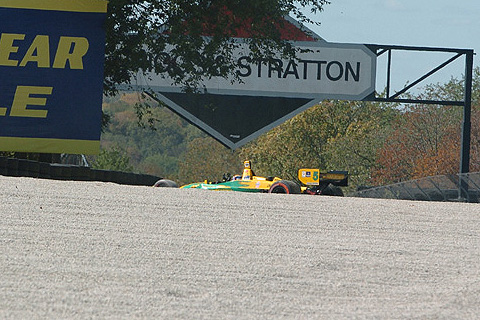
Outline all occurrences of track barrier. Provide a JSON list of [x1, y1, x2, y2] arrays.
[[0, 156, 161, 186], [351, 172, 480, 203]]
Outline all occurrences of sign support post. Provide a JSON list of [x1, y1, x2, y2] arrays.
[[459, 50, 474, 199]]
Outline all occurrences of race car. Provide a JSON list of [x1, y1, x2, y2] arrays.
[[154, 160, 348, 196]]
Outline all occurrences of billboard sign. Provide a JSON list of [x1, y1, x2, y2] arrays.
[[0, 0, 108, 154], [130, 20, 376, 149], [146, 41, 376, 101]]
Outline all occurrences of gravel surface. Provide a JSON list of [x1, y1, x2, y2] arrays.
[[1, 176, 480, 319]]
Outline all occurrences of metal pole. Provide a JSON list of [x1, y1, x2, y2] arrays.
[[459, 50, 474, 200], [386, 49, 392, 98]]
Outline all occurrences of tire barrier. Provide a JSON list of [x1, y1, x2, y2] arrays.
[[351, 172, 480, 203], [0, 156, 161, 186]]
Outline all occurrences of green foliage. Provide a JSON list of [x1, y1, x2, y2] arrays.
[[100, 93, 204, 178], [91, 146, 134, 172], [140, 154, 179, 179], [177, 137, 243, 185], [103, 1, 332, 129], [101, 94, 243, 184], [322, 101, 399, 190], [240, 100, 400, 191]]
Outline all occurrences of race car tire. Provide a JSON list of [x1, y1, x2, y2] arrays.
[[268, 180, 301, 194], [153, 179, 179, 188], [322, 184, 344, 196]]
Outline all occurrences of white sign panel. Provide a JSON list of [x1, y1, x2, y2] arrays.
[[128, 39, 377, 149], [135, 41, 376, 101]]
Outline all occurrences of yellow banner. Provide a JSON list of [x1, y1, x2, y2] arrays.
[[0, 137, 100, 155], [0, 0, 108, 13]]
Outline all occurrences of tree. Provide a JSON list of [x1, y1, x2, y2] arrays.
[[100, 93, 204, 177], [240, 100, 399, 190], [177, 137, 242, 185], [371, 68, 480, 185], [104, 0, 330, 95], [371, 106, 459, 185], [91, 146, 134, 172], [321, 100, 399, 189]]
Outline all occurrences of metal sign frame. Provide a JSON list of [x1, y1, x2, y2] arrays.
[[365, 44, 474, 200], [127, 18, 475, 199]]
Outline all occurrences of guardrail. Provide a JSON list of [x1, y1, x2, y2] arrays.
[[350, 172, 480, 203], [0, 156, 161, 186]]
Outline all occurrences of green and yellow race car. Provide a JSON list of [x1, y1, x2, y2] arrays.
[[155, 160, 348, 196]]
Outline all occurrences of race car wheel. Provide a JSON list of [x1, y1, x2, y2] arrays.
[[321, 184, 344, 196], [153, 179, 179, 188], [268, 180, 301, 194]]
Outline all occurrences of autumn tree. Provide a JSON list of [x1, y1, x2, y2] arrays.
[[371, 106, 461, 185], [371, 68, 480, 185]]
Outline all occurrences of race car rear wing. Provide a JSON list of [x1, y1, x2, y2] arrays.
[[298, 169, 348, 187]]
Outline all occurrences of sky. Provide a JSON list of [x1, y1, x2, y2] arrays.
[[305, 0, 480, 94]]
